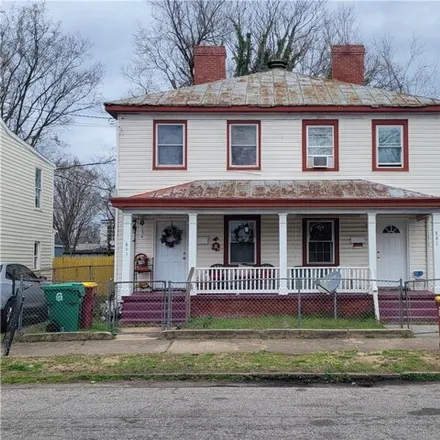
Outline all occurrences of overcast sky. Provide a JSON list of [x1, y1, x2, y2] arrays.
[[7, 0, 440, 161]]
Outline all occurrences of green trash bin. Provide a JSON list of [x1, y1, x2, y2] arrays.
[[43, 283, 86, 332]]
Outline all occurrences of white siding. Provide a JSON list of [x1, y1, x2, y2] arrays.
[[409, 217, 427, 278], [198, 215, 224, 267], [0, 122, 55, 270], [427, 217, 434, 279], [115, 111, 440, 281], [117, 112, 440, 196]]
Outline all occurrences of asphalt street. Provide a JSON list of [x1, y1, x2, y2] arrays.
[[2, 382, 440, 439]]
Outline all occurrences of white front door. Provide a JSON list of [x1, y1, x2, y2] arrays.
[[155, 220, 187, 282], [377, 219, 407, 282]]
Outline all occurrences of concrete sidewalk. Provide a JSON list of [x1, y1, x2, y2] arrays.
[[8, 335, 440, 357]]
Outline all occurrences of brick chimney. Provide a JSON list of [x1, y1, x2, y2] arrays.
[[331, 45, 365, 85], [193, 46, 226, 85]]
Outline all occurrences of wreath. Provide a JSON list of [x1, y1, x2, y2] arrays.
[[233, 223, 254, 245], [160, 224, 183, 248]]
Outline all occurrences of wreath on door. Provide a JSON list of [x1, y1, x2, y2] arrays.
[[160, 224, 183, 248], [233, 223, 254, 245]]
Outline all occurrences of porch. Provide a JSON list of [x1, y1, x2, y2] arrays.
[[119, 211, 434, 294], [114, 181, 440, 295]]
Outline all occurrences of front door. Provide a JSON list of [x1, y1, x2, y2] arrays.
[[377, 219, 407, 282], [155, 220, 187, 282]]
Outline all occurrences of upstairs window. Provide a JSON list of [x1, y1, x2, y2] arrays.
[[35, 168, 42, 208], [372, 120, 408, 171], [227, 121, 261, 170], [302, 120, 339, 171], [153, 121, 187, 169]]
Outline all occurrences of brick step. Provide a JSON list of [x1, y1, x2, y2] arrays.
[[121, 309, 186, 318], [122, 294, 186, 303], [378, 293, 435, 301], [121, 302, 186, 312], [381, 317, 437, 323], [379, 300, 437, 309], [119, 317, 187, 325], [121, 310, 165, 319], [380, 308, 437, 317]]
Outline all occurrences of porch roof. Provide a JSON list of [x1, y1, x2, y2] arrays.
[[111, 180, 440, 210]]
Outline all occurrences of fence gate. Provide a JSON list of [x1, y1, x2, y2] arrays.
[[404, 279, 440, 336]]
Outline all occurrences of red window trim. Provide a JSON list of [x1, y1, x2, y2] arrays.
[[223, 215, 261, 265], [152, 120, 188, 170], [302, 218, 340, 267], [372, 119, 409, 172], [302, 120, 339, 172], [227, 120, 262, 171]]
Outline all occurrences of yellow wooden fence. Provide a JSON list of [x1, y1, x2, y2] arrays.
[[52, 256, 114, 296]]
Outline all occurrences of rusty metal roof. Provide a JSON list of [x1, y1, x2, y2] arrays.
[[106, 69, 440, 109], [127, 180, 435, 200], [111, 180, 440, 209]]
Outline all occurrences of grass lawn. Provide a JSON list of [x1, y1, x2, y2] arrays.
[[184, 315, 385, 330], [1, 350, 439, 384], [20, 319, 109, 334]]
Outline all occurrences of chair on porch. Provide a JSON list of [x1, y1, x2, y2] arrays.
[[209, 264, 226, 291], [255, 263, 276, 291]]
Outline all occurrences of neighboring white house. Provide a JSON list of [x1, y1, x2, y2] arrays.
[[105, 45, 440, 299], [0, 119, 55, 272]]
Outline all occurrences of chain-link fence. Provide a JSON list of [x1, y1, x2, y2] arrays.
[[404, 278, 440, 335], [5, 274, 439, 337], [182, 277, 382, 330], [107, 277, 421, 331]]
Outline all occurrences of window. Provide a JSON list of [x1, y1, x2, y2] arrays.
[[153, 121, 187, 169], [372, 120, 408, 171], [225, 216, 260, 265], [303, 219, 339, 266], [227, 121, 260, 169], [33, 242, 41, 270], [35, 168, 42, 208], [5, 265, 15, 280], [383, 225, 400, 234], [7, 264, 39, 281], [302, 120, 339, 171]]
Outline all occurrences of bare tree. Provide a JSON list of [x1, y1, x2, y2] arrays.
[[125, 0, 229, 93], [127, 0, 439, 98], [95, 163, 116, 252], [53, 159, 102, 253], [231, 0, 328, 76], [366, 34, 439, 97], [0, 2, 103, 149], [296, 3, 361, 78]]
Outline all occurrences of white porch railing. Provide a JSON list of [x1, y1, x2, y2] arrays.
[[288, 267, 373, 293], [194, 266, 280, 294], [193, 266, 374, 295]]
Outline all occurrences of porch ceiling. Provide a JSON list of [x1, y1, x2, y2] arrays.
[[111, 179, 440, 210]]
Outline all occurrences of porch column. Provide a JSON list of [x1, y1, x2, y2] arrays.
[[188, 213, 198, 271], [367, 213, 378, 279], [432, 213, 440, 292], [121, 212, 134, 281], [368, 213, 380, 320], [279, 213, 288, 294]]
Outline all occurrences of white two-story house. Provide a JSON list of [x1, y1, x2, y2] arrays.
[[105, 45, 440, 321], [0, 119, 55, 272]]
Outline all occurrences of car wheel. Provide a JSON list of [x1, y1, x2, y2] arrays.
[[1, 299, 13, 333]]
